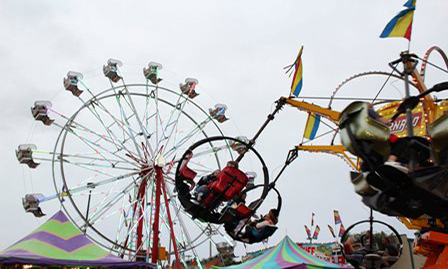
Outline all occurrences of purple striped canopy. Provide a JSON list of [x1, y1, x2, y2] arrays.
[[0, 210, 155, 268], [217, 236, 351, 269]]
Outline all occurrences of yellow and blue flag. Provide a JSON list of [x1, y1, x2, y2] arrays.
[[380, 1, 416, 40], [304, 113, 321, 140], [404, 0, 416, 8], [290, 46, 304, 97]]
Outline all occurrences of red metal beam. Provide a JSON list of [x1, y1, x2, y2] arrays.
[[151, 167, 163, 264], [161, 173, 181, 268]]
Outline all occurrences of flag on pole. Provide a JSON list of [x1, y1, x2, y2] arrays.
[[311, 212, 315, 227], [312, 225, 320, 240], [304, 113, 321, 140], [380, 1, 416, 40], [328, 225, 336, 238], [404, 0, 416, 8], [334, 210, 342, 225], [338, 223, 346, 237], [304, 225, 312, 239], [290, 46, 304, 97]]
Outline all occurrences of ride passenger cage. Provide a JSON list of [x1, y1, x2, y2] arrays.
[[209, 103, 229, 123], [143, 62, 163, 85], [229, 136, 249, 154], [180, 78, 199, 99], [103, 59, 122, 83], [22, 193, 46, 217], [31, 101, 54, 126], [16, 144, 39, 168], [339, 101, 391, 158], [63, 71, 84, 97]]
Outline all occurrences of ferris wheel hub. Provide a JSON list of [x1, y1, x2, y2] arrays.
[[155, 151, 166, 167]]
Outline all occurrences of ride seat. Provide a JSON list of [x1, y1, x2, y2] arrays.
[[235, 203, 253, 218], [245, 225, 278, 243], [209, 167, 249, 201], [339, 101, 390, 157], [178, 152, 197, 181]]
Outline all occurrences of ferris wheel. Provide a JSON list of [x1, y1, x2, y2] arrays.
[[17, 59, 239, 265]]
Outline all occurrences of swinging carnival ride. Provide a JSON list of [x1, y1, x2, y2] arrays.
[[14, 19, 448, 269]]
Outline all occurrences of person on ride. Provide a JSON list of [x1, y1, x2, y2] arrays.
[[240, 208, 278, 242], [194, 161, 240, 202], [362, 230, 378, 251], [344, 236, 363, 267], [380, 236, 399, 267], [368, 104, 391, 126], [368, 104, 408, 173], [194, 170, 220, 202], [224, 193, 248, 234]]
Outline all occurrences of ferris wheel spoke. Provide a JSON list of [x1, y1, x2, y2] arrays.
[[84, 97, 143, 159], [120, 197, 152, 250], [49, 108, 136, 157], [78, 82, 147, 160], [143, 85, 157, 132], [54, 155, 137, 172], [152, 87, 167, 149], [120, 82, 154, 157], [164, 118, 212, 158], [66, 171, 142, 198], [159, 96, 191, 151], [107, 86, 146, 160], [35, 149, 135, 166], [61, 122, 141, 169], [86, 177, 140, 227]]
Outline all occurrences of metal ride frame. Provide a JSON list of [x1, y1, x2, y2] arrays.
[[278, 47, 448, 267], [19, 62, 239, 268]]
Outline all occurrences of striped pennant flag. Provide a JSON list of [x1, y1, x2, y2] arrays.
[[312, 225, 320, 240], [328, 225, 336, 238], [334, 210, 342, 225], [304, 113, 321, 140]]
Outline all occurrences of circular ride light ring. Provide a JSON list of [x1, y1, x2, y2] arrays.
[[340, 219, 403, 268], [175, 136, 270, 225]]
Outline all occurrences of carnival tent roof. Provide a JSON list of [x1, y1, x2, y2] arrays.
[[217, 236, 350, 269], [0, 210, 155, 268]]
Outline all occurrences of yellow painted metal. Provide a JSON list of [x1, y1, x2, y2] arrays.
[[295, 145, 357, 170], [283, 97, 341, 123]]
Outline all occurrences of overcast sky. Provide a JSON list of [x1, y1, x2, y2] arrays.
[[1, 0, 448, 261]]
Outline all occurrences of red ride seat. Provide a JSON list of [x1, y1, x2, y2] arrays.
[[209, 166, 249, 201], [179, 152, 197, 181], [235, 203, 253, 218]]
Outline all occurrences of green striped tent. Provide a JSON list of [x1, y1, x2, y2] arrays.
[[215, 236, 350, 269], [0, 210, 154, 268]]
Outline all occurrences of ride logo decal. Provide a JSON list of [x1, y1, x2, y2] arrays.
[[389, 112, 423, 134]]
